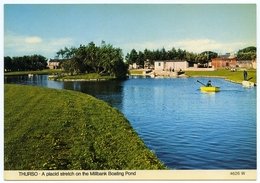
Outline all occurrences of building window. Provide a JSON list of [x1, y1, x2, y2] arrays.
[[158, 63, 161, 66]]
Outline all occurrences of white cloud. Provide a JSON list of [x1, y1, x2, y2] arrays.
[[120, 38, 255, 56], [173, 39, 253, 54], [5, 32, 255, 59], [25, 36, 42, 43], [4, 32, 75, 58]]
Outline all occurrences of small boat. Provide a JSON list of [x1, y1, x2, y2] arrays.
[[242, 81, 255, 87], [177, 71, 185, 75], [197, 80, 220, 92], [200, 86, 220, 92], [28, 73, 33, 77], [150, 74, 155, 78]]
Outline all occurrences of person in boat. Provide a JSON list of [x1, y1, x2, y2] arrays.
[[243, 70, 248, 80], [206, 80, 212, 87]]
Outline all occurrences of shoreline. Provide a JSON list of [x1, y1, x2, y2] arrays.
[[5, 70, 257, 86], [51, 74, 256, 86], [130, 73, 256, 86]]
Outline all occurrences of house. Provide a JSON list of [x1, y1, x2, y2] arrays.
[[211, 53, 237, 69], [211, 58, 237, 69], [154, 60, 189, 71], [48, 59, 63, 69]]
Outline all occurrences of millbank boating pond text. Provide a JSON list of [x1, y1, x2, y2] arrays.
[[5, 75, 256, 170]]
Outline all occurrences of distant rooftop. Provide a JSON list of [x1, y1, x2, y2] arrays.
[[218, 52, 237, 59]]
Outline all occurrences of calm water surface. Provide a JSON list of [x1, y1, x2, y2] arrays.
[[5, 75, 256, 170]]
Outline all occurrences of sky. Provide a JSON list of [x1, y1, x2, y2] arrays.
[[3, 1, 257, 59]]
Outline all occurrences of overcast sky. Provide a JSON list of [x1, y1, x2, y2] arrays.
[[3, 1, 257, 59]]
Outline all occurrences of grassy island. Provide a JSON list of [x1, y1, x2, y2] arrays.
[[4, 84, 167, 170], [49, 73, 116, 81]]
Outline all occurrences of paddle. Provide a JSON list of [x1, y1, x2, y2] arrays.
[[247, 77, 253, 81], [196, 80, 206, 86]]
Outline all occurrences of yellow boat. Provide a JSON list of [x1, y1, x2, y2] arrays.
[[200, 86, 220, 92]]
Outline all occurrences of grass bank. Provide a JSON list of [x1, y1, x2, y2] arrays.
[[4, 84, 167, 170], [185, 68, 257, 84], [52, 73, 116, 81], [4, 69, 62, 76], [129, 70, 144, 75]]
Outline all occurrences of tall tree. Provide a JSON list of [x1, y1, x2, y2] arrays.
[[160, 47, 167, 60], [137, 51, 144, 67], [128, 49, 138, 65], [143, 48, 155, 63]]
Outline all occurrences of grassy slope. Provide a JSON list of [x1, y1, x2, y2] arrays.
[[4, 84, 167, 170]]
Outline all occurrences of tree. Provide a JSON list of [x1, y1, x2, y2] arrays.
[[128, 49, 138, 65], [154, 49, 161, 60], [4, 55, 47, 71], [160, 47, 167, 60], [137, 51, 144, 68], [112, 59, 129, 79], [84, 42, 101, 73], [143, 48, 154, 62], [61, 59, 80, 75], [4, 56, 12, 71], [125, 53, 130, 64], [177, 48, 186, 60], [236, 46, 257, 60], [56, 41, 128, 79], [56, 48, 66, 59]]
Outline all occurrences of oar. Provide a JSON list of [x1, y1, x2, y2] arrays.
[[196, 80, 206, 86], [247, 77, 253, 81]]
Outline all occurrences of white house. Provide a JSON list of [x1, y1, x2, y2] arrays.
[[154, 60, 189, 71]]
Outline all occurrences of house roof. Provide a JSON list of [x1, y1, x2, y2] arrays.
[[154, 60, 187, 62], [219, 53, 236, 59], [49, 59, 62, 62], [49, 59, 69, 62]]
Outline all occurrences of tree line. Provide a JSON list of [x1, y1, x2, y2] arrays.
[[4, 54, 47, 71], [125, 47, 219, 67], [4, 41, 257, 79], [236, 46, 257, 60], [125, 46, 257, 68], [55, 41, 128, 79]]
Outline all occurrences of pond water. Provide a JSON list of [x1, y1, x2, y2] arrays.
[[4, 75, 257, 170]]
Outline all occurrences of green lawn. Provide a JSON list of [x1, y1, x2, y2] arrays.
[[129, 70, 144, 75], [4, 84, 167, 170], [185, 68, 257, 84]]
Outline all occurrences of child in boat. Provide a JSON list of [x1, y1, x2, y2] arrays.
[[206, 80, 212, 87]]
